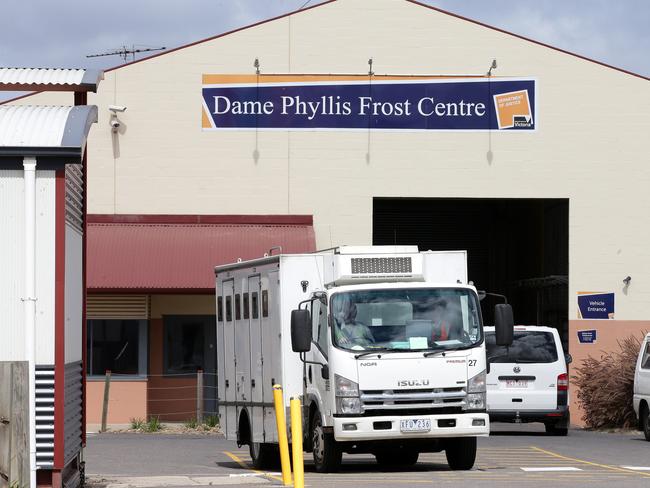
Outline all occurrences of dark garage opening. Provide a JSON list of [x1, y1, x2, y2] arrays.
[[373, 198, 569, 347]]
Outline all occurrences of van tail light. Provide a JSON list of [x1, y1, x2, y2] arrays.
[[557, 373, 568, 391]]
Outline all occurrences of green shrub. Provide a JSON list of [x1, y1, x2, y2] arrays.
[[184, 417, 198, 429], [130, 417, 145, 430], [204, 414, 219, 428], [573, 334, 643, 429], [145, 416, 162, 432]]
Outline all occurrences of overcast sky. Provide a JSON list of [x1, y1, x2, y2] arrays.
[[1, 0, 648, 99]]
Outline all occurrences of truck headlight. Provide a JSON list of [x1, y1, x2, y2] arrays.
[[335, 375, 363, 414], [465, 370, 486, 411], [336, 397, 364, 414], [468, 370, 486, 393], [466, 392, 486, 410], [335, 374, 359, 397]]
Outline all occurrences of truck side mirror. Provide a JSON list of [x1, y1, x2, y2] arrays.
[[565, 353, 573, 365], [494, 303, 514, 346], [291, 309, 312, 352]]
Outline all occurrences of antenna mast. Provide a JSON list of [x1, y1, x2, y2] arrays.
[[87, 45, 166, 62]]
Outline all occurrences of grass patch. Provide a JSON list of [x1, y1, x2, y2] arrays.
[[204, 414, 219, 428], [184, 417, 198, 429], [145, 416, 162, 432], [130, 417, 145, 430]]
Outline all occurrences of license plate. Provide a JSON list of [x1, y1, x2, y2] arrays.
[[400, 418, 431, 433], [505, 379, 528, 388]]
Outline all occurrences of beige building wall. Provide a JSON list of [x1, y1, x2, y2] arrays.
[[20, 0, 647, 320], [149, 294, 215, 319], [16, 0, 650, 426]]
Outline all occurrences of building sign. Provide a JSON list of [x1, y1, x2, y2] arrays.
[[577, 292, 615, 319], [201, 75, 536, 131], [577, 329, 597, 344]]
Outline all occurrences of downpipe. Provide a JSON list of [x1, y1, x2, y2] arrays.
[[23, 157, 37, 488]]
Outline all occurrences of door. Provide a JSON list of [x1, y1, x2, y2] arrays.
[[217, 291, 225, 431], [305, 298, 332, 421], [486, 329, 562, 411], [221, 279, 237, 439], [638, 340, 650, 403], [248, 275, 264, 442], [234, 282, 252, 438], [203, 318, 217, 418], [262, 271, 281, 442]]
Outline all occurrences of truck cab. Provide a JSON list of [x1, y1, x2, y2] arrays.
[[290, 247, 514, 471], [300, 282, 488, 470]]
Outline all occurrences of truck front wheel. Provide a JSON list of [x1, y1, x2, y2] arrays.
[[445, 437, 476, 470], [311, 414, 341, 473]]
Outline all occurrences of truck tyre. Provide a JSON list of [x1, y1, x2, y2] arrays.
[[642, 404, 650, 441], [311, 414, 341, 473], [249, 442, 278, 469], [445, 437, 476, 470], [375, 450, 419, 466]]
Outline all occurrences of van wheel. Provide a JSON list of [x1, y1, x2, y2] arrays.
[[642, 404, 650, 442], [375, 450, 419, 466], [545, 423, 568, 436], [249, 442, 278, 469], [445, 437, 476, 470], [311, 414, 341, 473]]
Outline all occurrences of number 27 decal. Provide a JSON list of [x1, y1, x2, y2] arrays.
[[468, 359, 477, 367]]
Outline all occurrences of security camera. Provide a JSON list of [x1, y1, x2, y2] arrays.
[[110, 118, 121, 129], [108, 105, 127, 113]]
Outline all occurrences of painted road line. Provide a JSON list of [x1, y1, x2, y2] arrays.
[[223, 451, 283, 483], [99, 475, 270, 487], [621, 466, 650, 471], [520, 467, 582, 472], [531, 446, 650, 478]]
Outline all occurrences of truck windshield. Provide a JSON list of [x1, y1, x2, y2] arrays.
[[331, 288, 482, 352]]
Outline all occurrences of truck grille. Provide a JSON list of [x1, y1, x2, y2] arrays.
[[360, 387, 466, 411]]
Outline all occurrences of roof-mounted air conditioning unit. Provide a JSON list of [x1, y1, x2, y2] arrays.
[[328, 253, 425, 286]]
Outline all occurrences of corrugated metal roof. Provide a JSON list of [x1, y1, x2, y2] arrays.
[[0, 105, 71, 146], [87, 221, 316, 290], [0, 105, 98, 165], [0, 68, 103, 91]]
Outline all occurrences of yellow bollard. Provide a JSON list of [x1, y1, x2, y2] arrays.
[[273, 385, 292, 486], [290, 397, 304, 488]]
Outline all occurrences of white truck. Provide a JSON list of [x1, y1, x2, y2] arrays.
[[215, 246, 513, 472]]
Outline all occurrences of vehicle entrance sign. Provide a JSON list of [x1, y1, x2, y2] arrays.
[[577, 292, 615, 319], [202, 75, 536, 131]]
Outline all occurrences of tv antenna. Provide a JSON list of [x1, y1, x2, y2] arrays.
[[87, 45, 166, 62]]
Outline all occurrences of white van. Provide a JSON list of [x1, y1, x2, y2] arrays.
[[484, 326, 570, 435], [633, 332, 650, 441]]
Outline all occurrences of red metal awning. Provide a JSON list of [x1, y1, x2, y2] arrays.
[[87, 215, 316, 292]]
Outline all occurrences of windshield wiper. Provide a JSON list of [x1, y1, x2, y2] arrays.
[[423, 343, 475, 357], [423, 349, 447, 358], [354, 348, 409, 359]]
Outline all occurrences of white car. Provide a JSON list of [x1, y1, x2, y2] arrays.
[[484, 325, 571, 435], [633, 332, 650, 441]]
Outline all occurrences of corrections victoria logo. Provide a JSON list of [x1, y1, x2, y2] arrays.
[[493, 89, 534, 129]]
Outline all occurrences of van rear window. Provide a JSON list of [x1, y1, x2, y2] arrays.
[[486, 331, 558, 363]]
